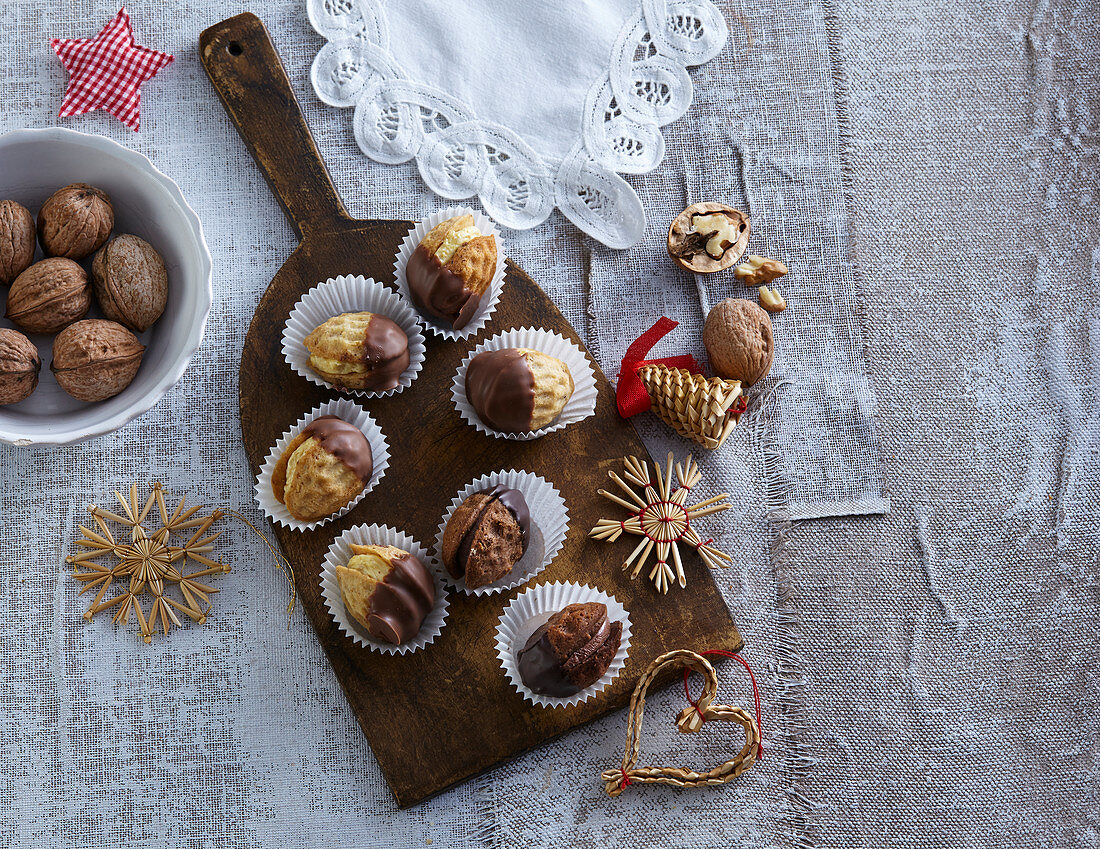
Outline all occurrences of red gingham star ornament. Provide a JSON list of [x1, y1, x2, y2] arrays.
[[50, 7, 173, 132]]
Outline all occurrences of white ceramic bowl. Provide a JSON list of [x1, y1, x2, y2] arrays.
[[0, 128, 212, 445]]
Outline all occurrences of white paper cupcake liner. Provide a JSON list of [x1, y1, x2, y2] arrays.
[[281, 275, 427, 397], [394, 206, 505, 340], [495, 581, 632, 709], [435, 469, 569, 597], [452, 327, 598, 440], [320, 523, 450, 655], [254, 398, 390, 532]]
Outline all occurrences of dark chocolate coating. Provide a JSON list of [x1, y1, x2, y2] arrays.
[[464, 348, 536, 433], [359, 315, 410, 391], [406, 244, 482, 330], [302, 415, 373, 483], [456, 485, 531, 567], [517, 604, 620, 697], [366, 550, 436, 645]]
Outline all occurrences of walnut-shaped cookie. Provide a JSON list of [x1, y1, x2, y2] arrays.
[[271, 415, 373, 522], [667, 202, 750, 273], [441, 485, 531, 588], [335, 543, 436, 645], [465, 347, 574, 433], [703, 298, 774, 387], [304, 311, 410, 392], [517, 602, 623, 697], [406, 214, 496, 329]]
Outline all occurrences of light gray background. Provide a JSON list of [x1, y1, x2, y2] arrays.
[[0, 0, 1096, 846]]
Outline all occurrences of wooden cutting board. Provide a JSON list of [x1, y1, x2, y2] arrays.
[[201, 13, 743, 807]]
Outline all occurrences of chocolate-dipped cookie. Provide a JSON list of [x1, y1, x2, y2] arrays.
[[441, 485, 530, 588], [304, 311, 410, 392], [335, 543, 435, 645], [465, 347, 574, 433], [406, 214, 496, 329], [517, 602, 622, 697], [272, 415, 373, 522]]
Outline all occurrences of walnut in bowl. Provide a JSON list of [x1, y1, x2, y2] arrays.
[[0, 127, 211, 445]]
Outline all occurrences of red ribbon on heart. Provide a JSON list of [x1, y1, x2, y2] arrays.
[[615, 317, 703, 418]]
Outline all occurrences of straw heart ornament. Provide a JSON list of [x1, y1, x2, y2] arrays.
[[601, 649, 761, 796], [590, 453, 732, 593]]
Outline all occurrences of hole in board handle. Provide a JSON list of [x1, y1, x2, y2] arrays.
[[228, 42, 243, 56]]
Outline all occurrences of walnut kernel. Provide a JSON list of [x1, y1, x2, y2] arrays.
[[758, 285, 787, 313], [734, 255, 788, 286]]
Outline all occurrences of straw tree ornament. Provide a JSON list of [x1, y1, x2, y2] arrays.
[[638, 365, 746, 450], [590, 453, 732, 593], [68, 482, 294, 643], [616, 319, 746, 451]]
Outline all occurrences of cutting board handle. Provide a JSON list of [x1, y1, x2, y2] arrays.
[[200, 13, 348, 238]]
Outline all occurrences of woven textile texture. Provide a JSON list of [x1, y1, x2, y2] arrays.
[[0, 0, 1095, 848]]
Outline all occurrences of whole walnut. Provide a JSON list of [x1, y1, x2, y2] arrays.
[[92, 235, 168, 332], [37, 183, 114, 260], [703, 298, 774, 387], [51, 319, 144, 403], [5, 257, 91, 334], [0, 327, 41, 405], [0, 200, 36, 285]]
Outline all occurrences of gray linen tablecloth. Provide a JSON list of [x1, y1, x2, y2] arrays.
[[0, 0, 1095, 846]]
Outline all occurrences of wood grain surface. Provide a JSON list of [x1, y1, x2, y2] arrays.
[[201, 13, 743, 807]]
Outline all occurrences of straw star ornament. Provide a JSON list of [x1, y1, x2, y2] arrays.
[[68, 483, 231, 643], [590, 453, 732, 593]]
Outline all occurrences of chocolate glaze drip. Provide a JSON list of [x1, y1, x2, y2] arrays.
[[302, 415, 373, 483], [454, 485, 531, 576], [406, 244, 482, 330], [464, 348, 536, 433], [517, 610, 612, 697], [359, 315, 410, 391], [366, 551, 436, 645]]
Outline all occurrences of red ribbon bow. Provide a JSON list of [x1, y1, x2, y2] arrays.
[[616, 318, 702, 418]]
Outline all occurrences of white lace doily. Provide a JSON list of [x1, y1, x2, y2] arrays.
[[308, 0, 728, 247]]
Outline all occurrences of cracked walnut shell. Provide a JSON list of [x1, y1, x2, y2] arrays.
[[667, 203, 751, 273], [37, 183, 114, 260], [51, 319, 144, 403], [5, 257, 91, 334], [0, 200, 36, 285], [92, 234, 169, 332], [0, 327, 41, 405], [703, 298, 774, 387]]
